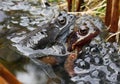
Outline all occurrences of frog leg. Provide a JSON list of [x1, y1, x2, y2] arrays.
[[64, 53, 77, 77], [30, 57, 65, 84], [64, 48, 81, 77]]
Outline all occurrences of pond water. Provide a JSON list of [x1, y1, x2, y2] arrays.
[[0, 0, 120, 84]]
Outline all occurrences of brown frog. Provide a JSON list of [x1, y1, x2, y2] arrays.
[[65, 19, 100, 76], [19, 13, 100, 81], [32, 16, 100, 77]]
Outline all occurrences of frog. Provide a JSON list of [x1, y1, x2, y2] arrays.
[[32, 18, 100, 78], [15, 11, 76, 83], [65, 18, 100, 76], [15, 13, 100, 83], [20, 11, 76, 50]]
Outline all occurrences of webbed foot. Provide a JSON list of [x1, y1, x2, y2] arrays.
[[30, 57, 65, 84], [64, 53, 77, 77]]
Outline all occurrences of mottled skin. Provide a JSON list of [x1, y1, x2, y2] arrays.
[[20, 11, 76, 78], [64, 53, 77, 76], [65, 20, 100, 76], [36, 19, 100, 77], [21, 12, 100, 78], [21, 11, 76, 50]]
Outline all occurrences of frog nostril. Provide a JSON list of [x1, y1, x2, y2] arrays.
[[70, 15, 73, 18], [69, 15, 74, 19]]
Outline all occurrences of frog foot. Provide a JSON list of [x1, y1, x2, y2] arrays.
[[64, 53, 77, 77]]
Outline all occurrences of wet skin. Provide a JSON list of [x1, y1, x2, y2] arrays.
[[20, 13, 100, 78], [21, 11, 76, 50], [65, 20, 100, 76], [38, 19, 100, 77], [20, 11, 76, 79]]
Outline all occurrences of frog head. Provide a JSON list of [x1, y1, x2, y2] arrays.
[[20, 11, 76, 50], [52, 11, 76, 43], [67, 19, 100, 52]]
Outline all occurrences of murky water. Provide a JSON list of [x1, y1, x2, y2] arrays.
[[0, 0, 120, 84]]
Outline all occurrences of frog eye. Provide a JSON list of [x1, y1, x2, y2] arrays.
[[79, 25, 89, 36], [57, 16, 66, 25]]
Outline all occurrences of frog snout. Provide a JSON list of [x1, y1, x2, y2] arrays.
[[68, 14, 76, 23]]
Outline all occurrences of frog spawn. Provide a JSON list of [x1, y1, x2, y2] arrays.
[[0, 1, 119, 83], [10, 13, 112, 84], [12, 14, 103, 84], [71, 38, 120, 84], [64, 16, 101, 77]]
